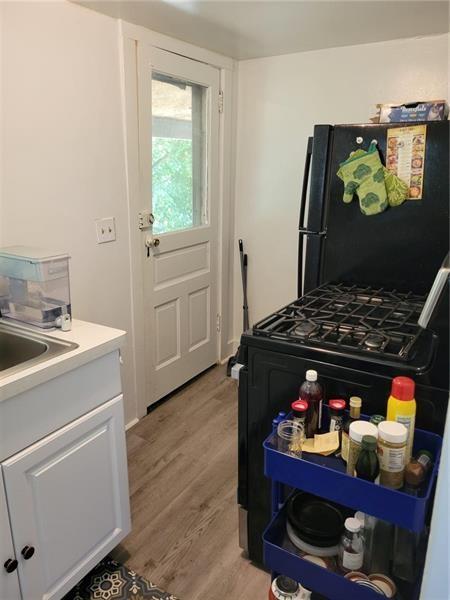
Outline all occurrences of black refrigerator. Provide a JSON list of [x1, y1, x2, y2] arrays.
[[237, 120, 449, 568], [299, 121, 449, 297]]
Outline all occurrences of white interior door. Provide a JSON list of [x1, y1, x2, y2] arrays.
[[139, 47, 220, 404]]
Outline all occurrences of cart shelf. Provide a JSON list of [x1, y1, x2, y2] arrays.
[[263, 503, 419, 600], [264, 422, 442, 531]]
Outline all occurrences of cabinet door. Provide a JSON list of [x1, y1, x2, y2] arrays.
[[0, 472, 21, 600], [2, 395, 131, 600]]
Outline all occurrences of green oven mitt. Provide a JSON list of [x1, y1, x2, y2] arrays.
[[383, 169, 408, 207], [337, 143, 388, 216]]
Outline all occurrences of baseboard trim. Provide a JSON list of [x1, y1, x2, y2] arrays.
[[220, 339, 240, 365], [125, 417, 139, 431]]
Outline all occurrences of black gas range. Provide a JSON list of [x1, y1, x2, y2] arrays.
[[237, 122, 449, 566], [253, 282, 428, 363]]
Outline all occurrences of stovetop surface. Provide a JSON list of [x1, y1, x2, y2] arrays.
[[252, 282, 427, 363]]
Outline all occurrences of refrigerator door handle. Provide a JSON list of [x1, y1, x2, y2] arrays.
[[298, 136, 315, 297], [299, 227, 327, 236], [298, 136, 314, 230], [299, 125, 334, 296]]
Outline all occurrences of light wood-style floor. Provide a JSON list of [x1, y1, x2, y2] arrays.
[[112, 364, 269, 599]]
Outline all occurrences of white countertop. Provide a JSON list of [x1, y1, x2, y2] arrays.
[[0, 319, 126, 402]]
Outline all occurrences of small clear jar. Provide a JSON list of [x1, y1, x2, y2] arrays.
[[338, 517, 364, 573], [277, 420, 304, 458]]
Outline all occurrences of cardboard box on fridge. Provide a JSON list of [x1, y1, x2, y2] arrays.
[[373, 100, 449, 123]]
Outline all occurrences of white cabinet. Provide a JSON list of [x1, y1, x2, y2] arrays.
[[1, 395, 131, 600], [0, 477, 21, 600]]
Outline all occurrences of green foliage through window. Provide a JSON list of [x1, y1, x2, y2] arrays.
[[152, 137, 193, 234]]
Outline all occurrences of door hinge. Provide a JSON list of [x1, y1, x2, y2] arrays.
[[218, 90, 224, 114], [216, 314, 221, 332], [138, 209, 154, 231]]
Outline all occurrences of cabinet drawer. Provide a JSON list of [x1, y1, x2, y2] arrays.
[[0, 351, 122, 461], [2, 395, 131, 600]]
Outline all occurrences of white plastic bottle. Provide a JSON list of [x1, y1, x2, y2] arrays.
[[338, 517, 364, 573]]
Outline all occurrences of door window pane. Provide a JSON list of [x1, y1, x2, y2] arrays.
[[152, 73, 208, 234]]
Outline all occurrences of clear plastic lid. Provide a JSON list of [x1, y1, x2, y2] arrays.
[[0, 246, 69, 263]]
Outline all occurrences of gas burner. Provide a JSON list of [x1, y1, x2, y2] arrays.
[[392, 311, 407, 319], [252, 282, 427, 362], [332, 293, 354, 309], [293, 321, 318, 338], [363, 334, 385, 350]]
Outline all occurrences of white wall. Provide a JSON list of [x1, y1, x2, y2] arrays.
[[0, 1, 138, 424], [233, 34, 449, 340]]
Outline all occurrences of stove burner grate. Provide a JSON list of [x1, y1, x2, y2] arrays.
[[253, 282, 427, 362]]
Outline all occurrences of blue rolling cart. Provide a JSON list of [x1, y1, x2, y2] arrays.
[[263, 409, 442, 600]]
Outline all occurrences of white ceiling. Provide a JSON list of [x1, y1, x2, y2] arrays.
[[78, 1, 450, 60]]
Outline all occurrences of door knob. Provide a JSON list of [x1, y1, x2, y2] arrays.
[[145, 236, 160, 248], [21, 546, 35, 560], [145, 236, 160, 256], [4, 558, 18, 573]]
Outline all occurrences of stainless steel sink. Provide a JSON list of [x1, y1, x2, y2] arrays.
[[0, 321, 78, 380]]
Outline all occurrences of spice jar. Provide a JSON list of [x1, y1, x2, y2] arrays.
[[377, 421, 407, 489], [329, 399, 346, 432], [404, 450, 433, 494], [341, 397, 362, 463], [346, 421, 378, 476]]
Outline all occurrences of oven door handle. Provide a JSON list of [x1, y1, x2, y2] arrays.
[[418, 253, 450, 329]]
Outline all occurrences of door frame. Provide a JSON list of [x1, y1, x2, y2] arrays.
[[120, 21, 237, 417]]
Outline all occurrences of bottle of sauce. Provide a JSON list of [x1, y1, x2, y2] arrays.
[[341, 396, 362, 463], [386, 376, 417, 463], [328, 399, 346, 456], [328, 399, 346, 433], [291, 399, 309, 431], [338, 517, 364, 573], [355, 435, 380, 482], [299, 370, 323, 437]]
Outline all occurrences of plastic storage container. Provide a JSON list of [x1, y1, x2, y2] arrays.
[[0, 246, 71, 328]]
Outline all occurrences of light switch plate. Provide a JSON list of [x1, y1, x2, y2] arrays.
[[95, 217, 116, 244]]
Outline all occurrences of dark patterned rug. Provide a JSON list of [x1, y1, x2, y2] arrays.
[[63, 557, 178, 600]]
